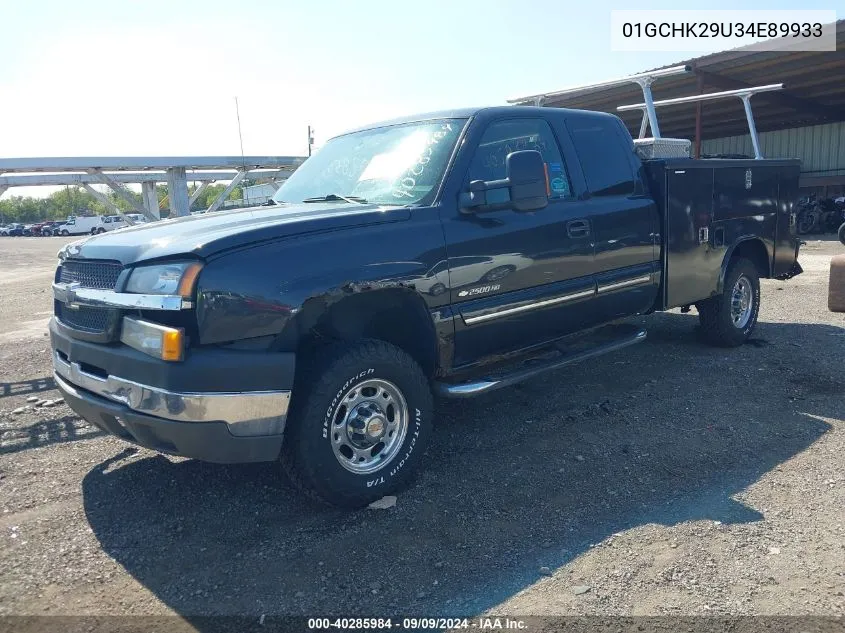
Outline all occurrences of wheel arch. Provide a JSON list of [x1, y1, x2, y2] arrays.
[[717, 237, 770, 294], [274, 287, 439, 378]]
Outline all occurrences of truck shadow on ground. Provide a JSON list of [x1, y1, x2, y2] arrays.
[[81, 312, 843, 620], [0, 376, 56, 399], [1, 415, 105, 455]]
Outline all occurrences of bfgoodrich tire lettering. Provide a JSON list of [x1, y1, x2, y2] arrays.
[[282, 339, 433, 508]]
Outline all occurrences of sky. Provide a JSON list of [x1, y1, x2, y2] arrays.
[[0, 0, 826, 197]]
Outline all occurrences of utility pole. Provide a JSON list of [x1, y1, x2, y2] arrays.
[[307, 125, 314, 157]]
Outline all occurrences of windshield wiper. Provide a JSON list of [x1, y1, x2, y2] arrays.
[[302, 194, 368, 204]]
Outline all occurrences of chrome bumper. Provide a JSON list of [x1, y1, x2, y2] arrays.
[[53, 351, 290, 437]]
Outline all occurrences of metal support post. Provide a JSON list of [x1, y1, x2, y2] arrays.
[[741, 96, 763, 160], [86, 169, 150, 222], [206, 170, 247, 213], [166, 167, 190, 217], [635, 77, 661, 139], [638, 112, 649, 139], [141, 181, 160, 220], [188, 181, 212, 209], [80, 184, 134, 224]]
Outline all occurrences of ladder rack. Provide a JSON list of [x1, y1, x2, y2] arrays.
[[509, 65, 783, 159], [617, 83, 784, 159]]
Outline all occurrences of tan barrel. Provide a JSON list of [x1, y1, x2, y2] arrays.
[[829, 254, 845, 312]]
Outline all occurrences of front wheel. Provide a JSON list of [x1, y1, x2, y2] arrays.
[[60, 230, 69, 236], [696, 258, 760, 347], [839, 221, 845, 246], [281, 339, 433, 508]]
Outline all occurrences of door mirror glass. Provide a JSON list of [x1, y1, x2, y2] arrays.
[[461, 150, 548, 213], [506, 150, 548, 211]]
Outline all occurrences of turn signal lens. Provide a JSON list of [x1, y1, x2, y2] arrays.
[[120, 317, 184, 362], [176, 262, 203, 298], [161, 329, 184, 362]]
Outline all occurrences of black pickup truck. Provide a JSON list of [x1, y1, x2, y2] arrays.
[[50, 106, 802, 507]]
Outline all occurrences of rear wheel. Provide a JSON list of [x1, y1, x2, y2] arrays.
[[696, 257, 760, 347], [839, 221, 845, 246], [281, 339, 433, 508]]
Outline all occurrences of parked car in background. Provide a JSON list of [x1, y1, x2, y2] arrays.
[[90, 214, 149, 234], [54, 216, 104, 236], [40, 221, 64, 236], [30, 220, 58, 236], [92, 216, 118, 234], [5, 224, 25, 236]]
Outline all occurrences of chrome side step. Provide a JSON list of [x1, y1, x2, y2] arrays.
[[433, 327, 647, 398]]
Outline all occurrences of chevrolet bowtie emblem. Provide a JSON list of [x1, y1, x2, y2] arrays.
[[54, 282, 82, 306]]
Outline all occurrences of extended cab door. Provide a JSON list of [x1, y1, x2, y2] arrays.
[[441, 116, 597, 367], [559, 116, 661, 322]]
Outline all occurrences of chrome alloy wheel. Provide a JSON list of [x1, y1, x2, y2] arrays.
[[329, 378, 409, 474], [731, 275, 753, 328]]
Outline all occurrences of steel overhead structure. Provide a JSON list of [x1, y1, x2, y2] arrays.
[[0, 156, 305, 220]]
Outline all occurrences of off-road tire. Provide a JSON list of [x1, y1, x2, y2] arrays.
[[281, 339, 433, 508], [696, 257, 760, 347]]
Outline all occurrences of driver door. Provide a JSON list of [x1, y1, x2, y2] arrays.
[[441, 117, 597, 367]]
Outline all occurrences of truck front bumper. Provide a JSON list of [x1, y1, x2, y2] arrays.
[[50, 318, 294, 463]]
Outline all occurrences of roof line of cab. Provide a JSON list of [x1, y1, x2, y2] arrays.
[[335, 106, 622, 139]]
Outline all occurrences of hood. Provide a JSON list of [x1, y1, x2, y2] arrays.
[[60, 202, 410, 265]]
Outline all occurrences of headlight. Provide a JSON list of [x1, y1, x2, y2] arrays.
[[125, 261, 203, 296]]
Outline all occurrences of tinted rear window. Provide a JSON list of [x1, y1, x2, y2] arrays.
[[566, 118, 635, 196]]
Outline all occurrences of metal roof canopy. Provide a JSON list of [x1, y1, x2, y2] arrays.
[[0, 156, 305, 222], [508, 20, 845, 147]]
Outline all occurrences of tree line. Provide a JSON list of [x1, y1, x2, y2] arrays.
[[0, 183, 246, 224]]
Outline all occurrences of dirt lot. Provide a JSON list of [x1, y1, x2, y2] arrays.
[[0, 236, 843, 622]]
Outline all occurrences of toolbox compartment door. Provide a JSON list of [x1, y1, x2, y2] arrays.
[[663, 166, 721, 309]]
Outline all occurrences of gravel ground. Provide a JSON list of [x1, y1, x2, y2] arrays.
[[0, 235, 843, 620]]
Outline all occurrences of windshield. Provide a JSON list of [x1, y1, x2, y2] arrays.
[[274, 118, 466, 206]]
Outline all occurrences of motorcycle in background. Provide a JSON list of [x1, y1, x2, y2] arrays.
[[796, 195, 820, 235]]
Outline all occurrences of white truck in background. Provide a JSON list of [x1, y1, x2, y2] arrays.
[[92, 214, 148, 234], [54, 216, 104, 236], [56, 213, 149, 236]]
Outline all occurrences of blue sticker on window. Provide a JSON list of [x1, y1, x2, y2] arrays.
[[551, 177, 568, 193], [549, 162, 562, 172]]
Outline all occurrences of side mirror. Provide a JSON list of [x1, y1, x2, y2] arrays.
[[460, 150, 549, 213], [506, 150, 548, 212]]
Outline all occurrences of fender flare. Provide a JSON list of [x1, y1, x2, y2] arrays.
[[716, 236, 770, 295], [271, 285, 441, 374]]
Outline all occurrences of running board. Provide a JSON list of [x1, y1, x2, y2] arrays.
[[433, 327, 647, 398]]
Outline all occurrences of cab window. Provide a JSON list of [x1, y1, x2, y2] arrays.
[[467, 118, 573, 199], [565, 118, 635, 196]]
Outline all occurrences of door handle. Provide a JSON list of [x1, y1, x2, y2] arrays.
[[567, 219, 590, 238]]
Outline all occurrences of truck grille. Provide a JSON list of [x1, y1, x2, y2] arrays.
[[56, 259, 123, 337], [56, 303, 112, 333], [59, 260, 122, 290]]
